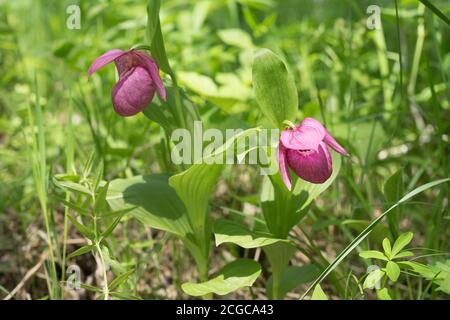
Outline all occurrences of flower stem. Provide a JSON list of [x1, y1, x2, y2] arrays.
[[96, 242, 109, 300], [272, 270, 281, 300], [170, 74, 187, 130]]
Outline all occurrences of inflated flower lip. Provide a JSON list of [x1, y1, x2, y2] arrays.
[[88, 49, 166, 116], [278, 117, 349, 190]]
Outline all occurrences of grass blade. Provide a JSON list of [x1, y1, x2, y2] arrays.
[[419, 0, 450, 27]]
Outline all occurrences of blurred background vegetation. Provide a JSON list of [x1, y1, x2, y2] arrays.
[[0, 0, 448, 299]]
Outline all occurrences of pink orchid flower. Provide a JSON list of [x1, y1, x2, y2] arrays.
[[278, 117, 349, 190], [88, 49, 166, 116]]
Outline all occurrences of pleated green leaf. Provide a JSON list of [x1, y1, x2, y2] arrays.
[[253, 48, 298, 128], [181, 259, 261, 296]]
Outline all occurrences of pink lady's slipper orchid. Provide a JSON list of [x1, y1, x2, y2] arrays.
[[278, 118, 349, 190], [88, 49, 166, 116]]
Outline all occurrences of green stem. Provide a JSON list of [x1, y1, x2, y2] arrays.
[[29, 75, 59, 299], [272, 270, 281, 300], [96, 242, 109, 300], [195, 255, 212, 300], [200, 267, 213, 300], [61, 104, 74, 297], [170, 74, 187, 130]]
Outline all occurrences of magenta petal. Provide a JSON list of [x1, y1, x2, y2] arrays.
[[280, 118, 326, 151], [114, 52, 135, 76], [324, 132, 349, 156], [111, 66, 155, 116], [87, 49, 126, 76], [280, 129, 311, 150], [134, 51, 166, 101], [278, 144, 292, 191], [286, 142, 332, 184]]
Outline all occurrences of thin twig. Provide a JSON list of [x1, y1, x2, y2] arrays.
[[4, 252, 48, 300]]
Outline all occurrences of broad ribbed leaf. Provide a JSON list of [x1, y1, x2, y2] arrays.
[[253, 48, 298, 128], [214, 219, 288, 248], [146, 0, 172, 75], [106, 174, 192, 237], [144, 86, 199, 135], [169, 128, 260, 240], [266, 264, 321, 299], [263, 242, 295, 278], [146, 0, 161, 44], [169, 163, 223, 237], [181, 259, 261, 296]]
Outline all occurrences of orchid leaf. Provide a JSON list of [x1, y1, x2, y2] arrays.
[[106, 174, 192, 237], [266, 264, 321, 299], [146, 0, 173, 75], [146, 0, 161, 45], [253, 48, 298, 128], [144, 86, 200, 135], [169, 163, 223, 247], [263, 242, 295, 281], [181, 259, 261, 296], [214, 219, 289, 248]]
